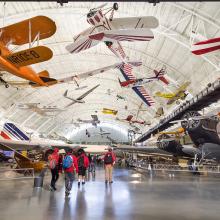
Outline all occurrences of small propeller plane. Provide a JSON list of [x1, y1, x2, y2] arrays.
[[102, 108, 118, 115], [116, 115, 149, 125], [191, 37, 220, 55], [118, 66, 169, 88], [78, 115, 100, 127], [0, 16, 57, 88], [63, 84, 100, 107], [117, 62, 155, 106], [155, 81, 191, 105], [16, 103, 65, 116], [66, 2, 158, 63]]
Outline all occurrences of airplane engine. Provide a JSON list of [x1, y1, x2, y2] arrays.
[[181, 111, 220, 147], [157, 134, 189, 157]]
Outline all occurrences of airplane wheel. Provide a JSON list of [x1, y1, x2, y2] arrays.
[[5, 84, 9, 88], [113, 3, 118, 10]]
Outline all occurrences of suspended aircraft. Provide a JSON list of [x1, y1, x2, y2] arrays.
[[16, 103, 64, 116], [77, 115, 100, 127], [117, 62, 155, 106], [102, 108, 118, 115], [63, 84, 100, 107], [0, 16, 57, 88], [3, 62, 122, 88], [155, 81, 191, 105], [66, 3, 158, 106], [118, 66, 169, 88], [66, 3, 158, 57], [116, 115, 150, 125], [191, 37, 220, 55]]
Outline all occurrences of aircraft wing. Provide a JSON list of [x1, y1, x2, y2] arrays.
[[0, 16, 56, 45], [89, 28, 154, 43], [117, 63, 154, 106], [110, 16, 159, 30], [177, 81, 191, 92], [66, 35, 100, 53], [58, 62, 123, 83], [4, 46, 53, 68], [115, 146, 173, 156], [77, 84, 100, 100]]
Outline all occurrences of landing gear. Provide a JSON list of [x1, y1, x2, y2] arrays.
[[113, 3, 118, 10], [105, 41, 113, 47], [0, 77, 9, 88]]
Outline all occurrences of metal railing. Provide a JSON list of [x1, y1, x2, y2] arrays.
[[0, 168, 35, 180], [130, 161, 220, 174]]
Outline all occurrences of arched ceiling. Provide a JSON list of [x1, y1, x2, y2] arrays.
[[0, 1, 219, 142]]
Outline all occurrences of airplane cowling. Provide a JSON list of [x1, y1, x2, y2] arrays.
[[181, 111, 220, 147]]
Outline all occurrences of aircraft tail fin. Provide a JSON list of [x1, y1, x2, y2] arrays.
[[64, 90, 68, 97], [1, 123, 30, 141], [158, 76, 169, 85], [38, 70, 49, 78]]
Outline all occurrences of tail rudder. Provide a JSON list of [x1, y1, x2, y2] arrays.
[[64, 90, 68, 97], [1, 123, 30, 141], [158, 76, 169, 85]]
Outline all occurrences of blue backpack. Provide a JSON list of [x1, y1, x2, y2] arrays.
[[63, 155, 73, 169]]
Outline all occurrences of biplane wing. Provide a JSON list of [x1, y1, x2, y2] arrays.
[[117, 63, 155, 106], [66, 35, 100, 54], [0, 16, 56, 45], [89, 28, 154, 43], [67, 28, 154, 54], [110, 16, 159, 30], [4, 46, 53, 68], [177, 81, 191, 92], [155, 92, 174, 99]]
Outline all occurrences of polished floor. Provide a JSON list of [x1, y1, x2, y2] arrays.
[[1, 168, 220, 220]]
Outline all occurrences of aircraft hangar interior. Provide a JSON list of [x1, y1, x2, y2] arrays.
[[0, 0, 220, 219]]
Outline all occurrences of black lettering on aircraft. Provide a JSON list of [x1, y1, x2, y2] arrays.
[[30, 50, 40, 58], [6, 50, 40, 65]]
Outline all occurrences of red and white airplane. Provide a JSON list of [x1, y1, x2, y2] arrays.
[[191, 37, 220, 55], [66, 3, 158, 61], [118, 66, 169, 88], [116, 115, 149, 125]]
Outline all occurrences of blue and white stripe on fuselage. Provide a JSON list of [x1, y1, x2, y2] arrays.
[[2, 123, 30, 141]]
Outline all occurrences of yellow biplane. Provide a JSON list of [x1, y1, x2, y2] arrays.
[[155, 81, 191, 105], [0, 16, 56, 87]]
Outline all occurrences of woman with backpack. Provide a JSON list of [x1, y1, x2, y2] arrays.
[[77, 148, 89, 187], [63, 149, 78, 197]]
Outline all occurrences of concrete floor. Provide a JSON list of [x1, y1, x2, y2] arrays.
[[0, 168, 220, 220]]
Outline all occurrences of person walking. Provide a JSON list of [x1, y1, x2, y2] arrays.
[[63, 149, 78, 197], [48, 148, 60, 191], [77, 148, 89, 187], [104, 147, 116, 184]]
